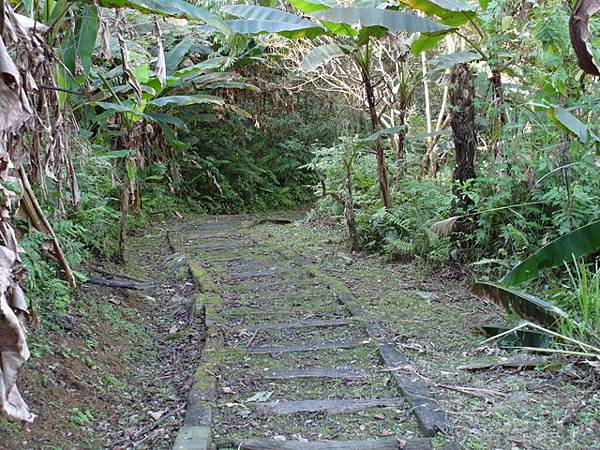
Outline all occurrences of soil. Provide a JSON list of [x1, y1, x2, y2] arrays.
[[1, 213, 598, 450]]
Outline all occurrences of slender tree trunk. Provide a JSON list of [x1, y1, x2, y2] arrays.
[[449, 63, 477, 213], [344, 158, 358, 253], [395, 101, 407, 167], [360, 68, 392, 209]]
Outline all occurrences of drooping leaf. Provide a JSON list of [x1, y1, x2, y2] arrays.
[[98, 0, 231, 35], [300, 44, 349, 72], [94, 101, 146, 117], [548, 107, 589, 144], [170, 57, 228, 80], [148, 95, 225, 108], [427, 50, 479, 71], [289, 0, 336, 13], [62, 4, 99, 81], [312, 7, 450, 33], [411, 31, 448, 54], [363, 126, 406, 142], [165, 38, 194, 75], [476, 324, 553, 349], [146, 112, 188, 129], [471, 282, 569, 327], [530, 103, 590, 144], [398, 0, 476, 26], [502, 220, 600, 286], [220, 5, 325, 38]]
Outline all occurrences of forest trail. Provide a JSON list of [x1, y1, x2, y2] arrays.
[[167, 215, 454, 450]]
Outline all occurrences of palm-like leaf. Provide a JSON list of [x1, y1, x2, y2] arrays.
[[311, 7, 450, 33]]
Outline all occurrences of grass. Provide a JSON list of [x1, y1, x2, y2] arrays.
[[559, 260, 600, 345]]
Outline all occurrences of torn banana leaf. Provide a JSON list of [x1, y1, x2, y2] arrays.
[[471, 282, 569, 327], [502, 219, 600, 286], [458, 355, 552, 371], [476, 324, 553, 349]]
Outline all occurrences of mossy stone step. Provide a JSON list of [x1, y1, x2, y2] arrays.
[[262, 368, 368, 380], [215, 438, 432, 449], [255, 397, 404, 415]]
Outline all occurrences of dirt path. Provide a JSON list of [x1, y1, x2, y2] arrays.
[[167, 216, 449, 449], [168, 215, 599, 450]]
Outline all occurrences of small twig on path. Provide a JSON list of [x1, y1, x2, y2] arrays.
[[246, 329, 260, 347], [111, 404, 185, 448], [382, 364, 507, 399]]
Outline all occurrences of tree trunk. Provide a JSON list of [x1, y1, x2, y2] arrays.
[[449, 63, 477, 212], [395, 103, 407, 167], [360, 68, 392, 209], [344, 159, 358, 253]]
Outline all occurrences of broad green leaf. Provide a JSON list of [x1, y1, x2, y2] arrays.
[[95, 101, 145, 116], [165, 38, 194, 74], [548, 107, 589, 144], [205, 81, 259, 90], [62, 4, 99, 82], [289, 0, 336, 13], [300, 44, 349, 72], [472, 282, 569, 327], [95, 150, 132, 159], [98, 0, 230, 35], [477, 325, 553, 349], [220, 5, 324, 38], [427, 50, 479, 71], [245, 391, 273, 402], [148, 95, 225, 107], [363, 126, 405, 142], [398, 0, 475, 26], [411, 31, 448, 54], [169, 57, 228, 82], [530, 103, 589, 144], [502, 220, 600, 286], [146, 112, 188, 129], [312, 7, 449, 33]]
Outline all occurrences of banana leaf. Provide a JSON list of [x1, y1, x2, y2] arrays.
[[300, 44, 349, 72], [502, 219, 600, 286], [398, 0, 476, 26], [312, 7, 449, 33], [471, 282, 569, 327], [476, 324, 553, 349], [98, 0, 230, 35], [148, 95, 225, 108]]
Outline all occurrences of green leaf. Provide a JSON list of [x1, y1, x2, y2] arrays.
[[398, 0, 476, 26], [148, 95, 225, 108], [94, 101, 147, 118], [98, 0, 230, 35], [165, 37, 194, 74], [220, 5, 324, 38], [471, 282, 569, 327], [62, 4, 99, 82], [411, 31, 448, 54], [312, 7, 449, 33], [170, 57, 228, 80], [363, 126, 405, 142], [477, 325, 553, 349], [502, 220, 600, 286], [549, 107, 589, 144], [95, 150, 132, 159], [289, 0, 336, 13], [146, 112, 188, 129], [427, 50, 480, 71], [300, 44, 349, 72]]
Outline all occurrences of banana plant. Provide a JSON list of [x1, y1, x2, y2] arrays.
[[210, 2, 449, 209]]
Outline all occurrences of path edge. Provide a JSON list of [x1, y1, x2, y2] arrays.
[[171, 235, 222, 450]]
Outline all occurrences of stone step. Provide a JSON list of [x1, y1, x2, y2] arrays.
[[250, 318, 353, 331], [215, 438, 432, 449], [262, 368, 368, 380], [245, 339, 366, 354], [255, 397, 404, 415]]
